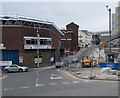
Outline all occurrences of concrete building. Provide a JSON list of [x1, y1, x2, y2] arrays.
[[112, 13, 116, 34], [0, 15, 64, 67], [78, 30, 92, 49], [112, 1, 120, 35]]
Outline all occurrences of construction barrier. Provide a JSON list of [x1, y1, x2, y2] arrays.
[[98, 62, 120, 70]]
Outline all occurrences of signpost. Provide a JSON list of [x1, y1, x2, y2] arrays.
[[65, 49, 70, 54], [65, 49, 70, 68]]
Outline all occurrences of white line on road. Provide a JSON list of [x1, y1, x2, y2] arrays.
[[19, 86, 31, 89], [72, 80, 81, 84], [4, 88, 15, 91], [49, 82, 58, 86], [36, 84, 46, 87], [51, 76, 63, 79], [36, 78, 39, 84], [50, 74, 63, 80], [62, 81, 70, 85]]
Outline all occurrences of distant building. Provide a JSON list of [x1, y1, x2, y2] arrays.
[[60, 22, 79, 54], [112, 2, 120, 35], [112, 13, 116, 34], [78, 30, 92, 49]]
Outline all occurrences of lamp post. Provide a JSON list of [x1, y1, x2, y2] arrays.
[[106, 5, 112, 53], [36, 26, 40, 68]]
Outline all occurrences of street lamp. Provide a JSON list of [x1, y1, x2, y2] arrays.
[[106, 5, 112, 53], [35, 25, 40, 68]]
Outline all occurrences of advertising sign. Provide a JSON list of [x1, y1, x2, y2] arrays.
[[19, 56, 23, 63], [0, 61, 12, 66]]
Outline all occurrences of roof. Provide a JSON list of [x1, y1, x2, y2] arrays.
[[66, 22, 79, 28], [0, 15, 64, 37]]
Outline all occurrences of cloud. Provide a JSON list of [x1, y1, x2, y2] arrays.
[[2, 2, 118, 32]]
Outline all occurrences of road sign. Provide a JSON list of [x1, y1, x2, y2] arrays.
[[65, 49, 70, 54]]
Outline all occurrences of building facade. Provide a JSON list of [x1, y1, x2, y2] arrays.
[[112, 1, 120, 35], [60, 22, 79, 54], [0, 15, 64, 67], [78, 30, 92, 49]]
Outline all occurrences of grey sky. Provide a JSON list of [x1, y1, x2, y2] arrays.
[[1, 2, 118, 32]]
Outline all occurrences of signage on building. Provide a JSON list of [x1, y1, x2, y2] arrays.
[[34, 56, 42, 64], [51, 57, 54, 62], [19, 56, 23, 63], [0, 61, 12, 66], [65, 49, 70, 54]]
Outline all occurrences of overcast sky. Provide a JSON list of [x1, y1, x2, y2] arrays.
[[1, 2, 119, 32]]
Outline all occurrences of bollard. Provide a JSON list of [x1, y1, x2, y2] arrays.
[[0, 70, 3, 77]]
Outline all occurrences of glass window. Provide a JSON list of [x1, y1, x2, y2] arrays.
[[40, 39, 44, 45], [44, 39, 47, 45], [79, 40, 82, 43], [26, 40, 31, 44], [80, 36, 82, 38], [31, 39, 35, 44], [34, 39, 37, 45], [47, 41, 51, 45]]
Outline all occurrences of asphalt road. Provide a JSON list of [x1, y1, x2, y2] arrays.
[[2, 68, 118, 96]]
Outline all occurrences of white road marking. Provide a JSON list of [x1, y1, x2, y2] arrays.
[[49, 82, 58, 86], [50, 74, 63, 80], [4, 88, 15, 91], [19, 86, 31, 89], [72, 80, 81, 84], [36, 78, 39, 84], [51, 77, 63, 80], [36, 84, 46, 87], [62, 81, 70, 84]]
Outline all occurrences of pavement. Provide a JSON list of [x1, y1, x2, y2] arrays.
[[61, 66, 120, 81]]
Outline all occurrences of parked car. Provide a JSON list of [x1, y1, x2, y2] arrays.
[[72, 57, 78, 63], [4, 64, 29, 73], [55, 60, 65, 68]]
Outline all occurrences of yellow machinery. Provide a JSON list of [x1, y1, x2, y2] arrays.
[[81, 57, 92, 67]]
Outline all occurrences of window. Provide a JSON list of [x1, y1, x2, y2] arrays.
[[25, 38, 52, 45], [26, 40, 31, 44], [40, 39, 44, 45], [80, 36, 83, 38], [79, 40, 82, 43], [31, 39, 36, 44], [47, 41, 51, 45]]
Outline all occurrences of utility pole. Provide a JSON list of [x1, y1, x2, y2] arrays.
[[36, 26, 40, 68], [106, 5, 112, 53]]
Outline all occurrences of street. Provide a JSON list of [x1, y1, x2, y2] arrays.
[[2, 68, 118, 96]]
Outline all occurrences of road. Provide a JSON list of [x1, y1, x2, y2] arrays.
[[2, 68, 118, 96]]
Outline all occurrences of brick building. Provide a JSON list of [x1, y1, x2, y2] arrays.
[[60, 22, 79, 55], [0, 15, 64, 67], [0, 15, 79, 67]]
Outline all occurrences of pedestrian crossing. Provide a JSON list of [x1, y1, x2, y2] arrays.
[[3, 80, 91, 91]]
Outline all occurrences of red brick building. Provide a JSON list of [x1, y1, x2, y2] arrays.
[[0, 15, 63, 67], [0, 16, 79, 67], [60, 22, 79, 54]]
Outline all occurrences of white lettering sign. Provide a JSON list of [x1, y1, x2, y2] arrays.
[[0, 61, 12, 66]]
